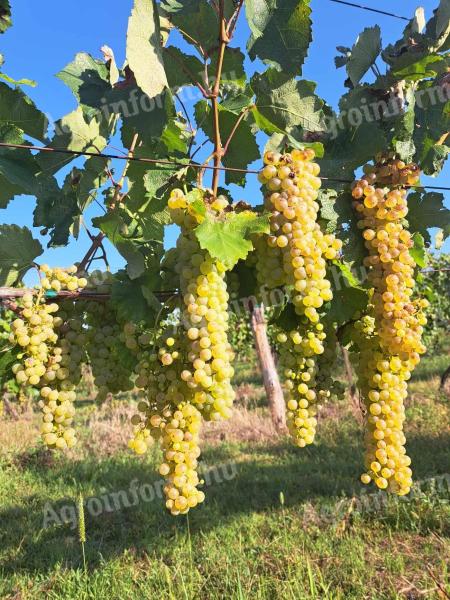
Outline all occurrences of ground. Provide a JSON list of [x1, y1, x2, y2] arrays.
[[0, 353, 449, 600]]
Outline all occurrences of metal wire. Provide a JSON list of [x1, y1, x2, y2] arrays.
[[1, 142, 449, 191], [328, 0, 409, 21]]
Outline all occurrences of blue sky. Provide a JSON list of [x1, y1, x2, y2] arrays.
[[1, 0, 448, 278]]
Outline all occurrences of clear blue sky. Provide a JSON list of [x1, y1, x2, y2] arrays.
[[1, 0, 448, 279]]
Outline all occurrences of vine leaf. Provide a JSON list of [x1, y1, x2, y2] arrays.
[[392, 86, 416, 161], [0, 82, 48, 142], [392, 54, 446, 81], [195, 211, 270, 269], [346, 26, 381, 86], [413, 84, 450, 175], [209, 47, 247, 90], [0, 73, 36, 87], [407, 191, 450, 244], [264, 131, 324, 158], [119, 87, 173, 151], [111, 269, 163, 326], [195, 102, 259, 186], [0, 224, 43, 286], [127, 0, 168, 100], [93, 210, 165, 279], [33, 157, 109, 248], [163, 46, 203, 90], [252, 69, 326, 134], [0, 0, 12, 34], [319, 189, 366, 268], [56, 52, 111, 118], [36, 107, 109, 174], [410, 232, 428, 267], [246, 0, 312, 75], [325, 261, 369, 326], [425, 0, 450, 51], [0, 124, 40, 206], [421, 143, 449, 176], [161, 0, 218, 52]]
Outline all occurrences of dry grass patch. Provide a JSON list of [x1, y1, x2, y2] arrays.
[[202, 406, 278, 444]]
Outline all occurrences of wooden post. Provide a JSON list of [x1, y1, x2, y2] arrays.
[[440, 364, 450, 396], [250, 304, 286, 432]]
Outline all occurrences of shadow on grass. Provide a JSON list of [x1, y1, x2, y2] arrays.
[[0, 427, 449, 576]]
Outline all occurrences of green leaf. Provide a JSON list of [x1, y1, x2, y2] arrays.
[[160, 118, 191, 154], [93, 212, 146, 279], [326, 265, 369, 327], [32, 156, 108, 247], [194, 102, 259, 186], [318, 188, 366, 268], [273, 302, 299, 331], [0, 82, 48, 141], [392, 86, 416, 161], [413, 84, 450, 174], [346, 26, 381, 86], [0, 176, 22, 208], [246, 0, 312, 74], [163, 46, 203, 90], [161, 0, 218, 52], [209, 47, 246, 90], [421, 142, 449, 176], [221, 92, 254, 114], [111, 270, 162, 326], [0, 0, 11, 34], [0, 349, 17, 386], [0, 124, 40, 203], [0, 225, 43, 286], [425, 0, 450, 51], [119, 87, 173, 150], [36, 107, 109, 174], [410, 232, 428, 267], [133, 190, 171, 242], [127, 0, 168, 100], [56, 52, 111, 117], [392, 54, 445, 81], [195, 211, 270, 270], [407, 191, 450, 244], [331, 260, 365, 288], [0, 73, 36, 87], [93, 210, 164, 278], [264, 131, 324, 158], [252, 69, 326, 134]]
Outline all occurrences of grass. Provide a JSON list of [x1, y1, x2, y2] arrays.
[[0, 352, 449, 599]]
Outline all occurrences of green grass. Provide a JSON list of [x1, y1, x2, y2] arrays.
[[0, 355, 449, 599]]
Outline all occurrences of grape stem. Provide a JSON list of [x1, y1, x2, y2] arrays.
[[77, 134, 139, 273], [226, 0, 245, 38], [210, 0, 229, 196]]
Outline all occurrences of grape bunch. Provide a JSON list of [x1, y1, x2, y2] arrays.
[[127, 188, 236, 514], [351, 159, 428, 495], [257, 149, 342, 446], [85, 302, 135, 401], [126, 321, 206, 515], [10, 265, 88, 450]]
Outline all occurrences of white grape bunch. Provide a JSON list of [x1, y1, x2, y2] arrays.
[[10, 265, 87, 450], [258, 149, 342, 447], [351, 157, 428, 495]]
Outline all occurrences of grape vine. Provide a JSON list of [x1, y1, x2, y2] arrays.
[[0, 0, 449, 517]]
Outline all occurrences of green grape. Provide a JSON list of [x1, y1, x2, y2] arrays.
[[350, 161, 429, 495], [257, 149, 342, 447], [9, 265, 88, 450]]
